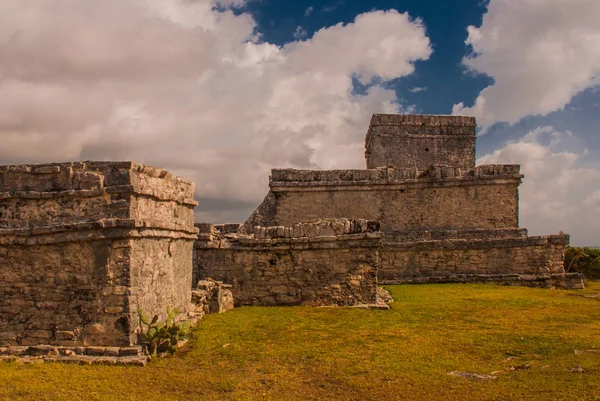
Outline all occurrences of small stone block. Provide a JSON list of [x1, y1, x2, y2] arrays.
[[104, 347, 120, 356], [28, 345, 59, 356], [85, 346, 106, 356], [117, 356, 148, 366], [119, 347, 143, 356]]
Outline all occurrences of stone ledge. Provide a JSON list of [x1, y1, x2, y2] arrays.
[[0, 344, 143, 357], [196, 219, 383, 248], [195, 224, 564, 251], [0, 218, 199, 237], [195, 234, 383, 251], [0, 185, 197, 206], [270, 165, 521, 184], [386, 228, 529, 242], [251, 218, 380, 239], [0, 225, 199, 245], [0, 161, 194, 185], [0, 354, 148, 366], [270, 178, 523, 192], [382, 233, 570, 250], [0, 161, 197, 205], [269, 167, 523, 192], [379, 272, 584, 289]]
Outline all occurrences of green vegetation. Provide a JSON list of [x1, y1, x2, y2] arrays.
[[137, 306, 190, 358], [566, 246, 600, 279], [2, 283, 600, 400]]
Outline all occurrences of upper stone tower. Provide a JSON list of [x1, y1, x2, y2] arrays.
[[365, 114, 476, 171]]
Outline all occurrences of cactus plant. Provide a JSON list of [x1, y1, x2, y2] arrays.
[[137, 305, 189, 357]]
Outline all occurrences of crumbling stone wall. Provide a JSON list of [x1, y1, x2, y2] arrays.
[[243, 165, 521, 233], [365, 114, 476, 170], [378, 231, 570, 283], [0, 162, 197, 347], [195, 219, 381, 306]]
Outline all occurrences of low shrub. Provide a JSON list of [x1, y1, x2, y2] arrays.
[[565, 246, 600, 279]]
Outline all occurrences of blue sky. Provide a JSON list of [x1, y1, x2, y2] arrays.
[[1, 0, 598, 244], [239, 0, 493, 114]]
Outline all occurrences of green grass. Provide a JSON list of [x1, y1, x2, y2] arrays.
[[2, 283, 600, 400]]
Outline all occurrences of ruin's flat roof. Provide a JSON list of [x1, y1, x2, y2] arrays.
[[369, 114, 476, 127]]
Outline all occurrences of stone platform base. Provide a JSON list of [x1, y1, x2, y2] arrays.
[[0, 345, 147, 366], [379, 273, 585, 289], [0, 354, 148, 366]]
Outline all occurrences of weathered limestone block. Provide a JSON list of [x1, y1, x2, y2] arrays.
[[0, 162, 198, 347], [192, 280, 234, 314]]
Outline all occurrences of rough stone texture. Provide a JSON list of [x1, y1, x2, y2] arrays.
[[192, 280, 235, 314], [243, 165, 521, 232], [195, 219, 381, 306], [378, 233, 571, 282], [0, 345, 147, 365], [365, 114, 476, 170], [0, 162, 198, 347]]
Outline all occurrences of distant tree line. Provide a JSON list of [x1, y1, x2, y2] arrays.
[[565, 246, 600, 279]]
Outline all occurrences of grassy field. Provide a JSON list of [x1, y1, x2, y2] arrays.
[[1, 282, 600, 400]]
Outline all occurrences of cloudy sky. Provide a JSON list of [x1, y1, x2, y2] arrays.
[[1, 0, 599, 245]]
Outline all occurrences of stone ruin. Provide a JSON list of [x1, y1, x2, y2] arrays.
[[195, 114, 583, 304], [0, 114, 584, 357], [0, 162, 199, 353]]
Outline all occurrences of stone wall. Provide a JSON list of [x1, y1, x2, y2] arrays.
[[195, 219, 382, 306], [0, 162, 197, 347], [243, 165, 521, 233], [378, 232, 572, 285], [365, 114, 476, 170]]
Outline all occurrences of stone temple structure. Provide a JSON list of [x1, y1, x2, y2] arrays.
[[0, 114, 583, 354], [194, 114, 583, 306], [0, 162, 198, 349]]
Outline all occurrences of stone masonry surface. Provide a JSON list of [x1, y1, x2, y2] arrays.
[[365, 114, 476, 170], [0, 345, 148, 366], [243, 164, 521, 233], [379, 233, 572, 282], [195, 219, 381, 306], [0, 162, 198, 347]]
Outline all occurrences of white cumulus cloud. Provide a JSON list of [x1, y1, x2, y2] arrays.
[[478, 126, 600, 245], [0, 1, 432, 222], [453, 0, 600, 127]]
